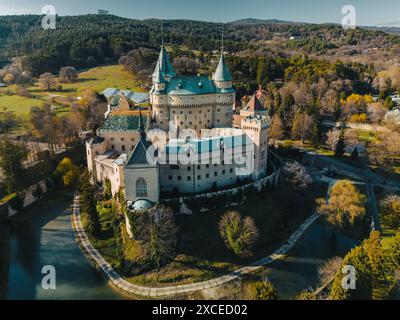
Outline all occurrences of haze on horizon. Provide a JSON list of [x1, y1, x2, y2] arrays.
[[0, 0, 400, 27]]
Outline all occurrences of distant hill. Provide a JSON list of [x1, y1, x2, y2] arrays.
[[229, 18, 302, 26], [1, 14, 399, 75]]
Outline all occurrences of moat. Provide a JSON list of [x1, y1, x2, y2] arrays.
[[3, 195, 357, 300]]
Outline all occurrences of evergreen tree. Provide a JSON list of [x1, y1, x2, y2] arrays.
[[329, 246, 373, 300], [79, 170, 100, 237], [0, 138, 27, 193], [335, 130, 346, 157]]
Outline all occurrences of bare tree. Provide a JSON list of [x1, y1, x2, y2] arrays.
[[59, 66, 78, 83], [291, 112, 314, 143], [326, 128, 341, 151], [39, 73, 57, 91]]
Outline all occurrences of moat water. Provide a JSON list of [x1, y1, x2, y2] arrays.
[[5, 195, 122, 300], [4, 195, 358, 300]]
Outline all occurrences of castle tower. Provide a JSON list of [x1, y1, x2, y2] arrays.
[[212, 51, 235, 128], [241, 115, 270, 180]]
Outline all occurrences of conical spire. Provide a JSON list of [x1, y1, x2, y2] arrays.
[[138, 107, 146, 138], [152, 44, 176, 81], [153, 60, 166, 84], [213, 52, 232, 82]]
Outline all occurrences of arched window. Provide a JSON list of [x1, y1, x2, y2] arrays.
[[136, 178, 148, 197]]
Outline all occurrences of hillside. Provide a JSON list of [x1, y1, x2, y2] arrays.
[[1, 14, 400, 75]]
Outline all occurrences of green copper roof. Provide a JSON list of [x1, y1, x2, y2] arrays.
[[101, 114, 148, 132], [152, 45, 176, 81], [153, 60, 166, 83], [213, 53, 232, 82], [164, 75, 235, 95]]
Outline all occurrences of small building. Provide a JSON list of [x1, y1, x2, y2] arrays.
[[385, 108, 400, 125]]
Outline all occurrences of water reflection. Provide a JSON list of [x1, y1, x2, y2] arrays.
[[7, 195, 123, 300], [265, 222, 359, 299]]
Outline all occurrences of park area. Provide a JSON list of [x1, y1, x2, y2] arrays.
[[0, 65, 143, 118]]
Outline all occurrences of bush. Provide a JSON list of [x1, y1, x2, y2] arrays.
[[380, 195, 400, 229], [248, 281, 279, 300], [219, 211, 259, 258]]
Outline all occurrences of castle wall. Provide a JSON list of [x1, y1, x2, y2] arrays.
[[124, 165, 160, 203], [98, 130, 141, 154]]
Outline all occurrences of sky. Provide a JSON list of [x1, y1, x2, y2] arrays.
[[1, 0, 400, 27]]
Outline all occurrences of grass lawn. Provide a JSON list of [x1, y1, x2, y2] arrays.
[[354, 129, 378, 143], [0, 94, 45, 115], [382, 225, 398, 250], [126, 181, 328, 287], [0, 65, 142, 118], [57, 65, 143, 95]]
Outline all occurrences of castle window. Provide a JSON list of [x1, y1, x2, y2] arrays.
[[197, 175, 201, 180], [214, 172, 218, 177], [168, 175, 172, 181], [230, 168, 234, 173], [111, 145, 115, 150], [122, 145, 125, 152], [197, 165, 201, 170], [222, 170, 226, 175], [178, 176, 182, 181], [187, 167, 191, 171], [136, 178, 148, 197], [206, 173, 210, 178], [121, 138, 124, 141], [187, 176, 191, 181]]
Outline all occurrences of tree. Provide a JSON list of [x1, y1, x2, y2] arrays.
[[39, 72, 57, 91], [317, 180, 366, 229], [173, 57, 199, 75], [219, 211, 259, 258], [330, 231, 395, 300], [380, 195, 400, 229], [283, 160, 313, 189], [136, 206, 178, 268], [362, 231, 391, 299], [318, 256, 343, 285], [79, 170, 100, 237], [329, 246, 373, 300], [291, 112, 314, 143], [59, 66, 78, 83], [53, 157, 80, 189], [268, 115, 284, 144], [335, 131, 346, 157], [326, 128, 341, 151], [248, 281, 279, 300], [296, 290, 318, 300], [368, 131, 400, 166], [104, 178, 112, 200], [0, 138, 27, 193]]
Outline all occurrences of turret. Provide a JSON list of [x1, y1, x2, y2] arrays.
[[153, 61, 166, 92], [213, 51, 233, 89], [152, 45, 176, 84]]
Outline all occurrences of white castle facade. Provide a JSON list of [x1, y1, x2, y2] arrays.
[[86, 45, 270, 210]]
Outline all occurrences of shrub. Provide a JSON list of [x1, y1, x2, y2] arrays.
[[219, 211, 259, 258], [380, 195, 400, 229], [248, 281, 279, 300]]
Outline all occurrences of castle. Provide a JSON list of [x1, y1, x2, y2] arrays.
[[86, 45, 270, 210]]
